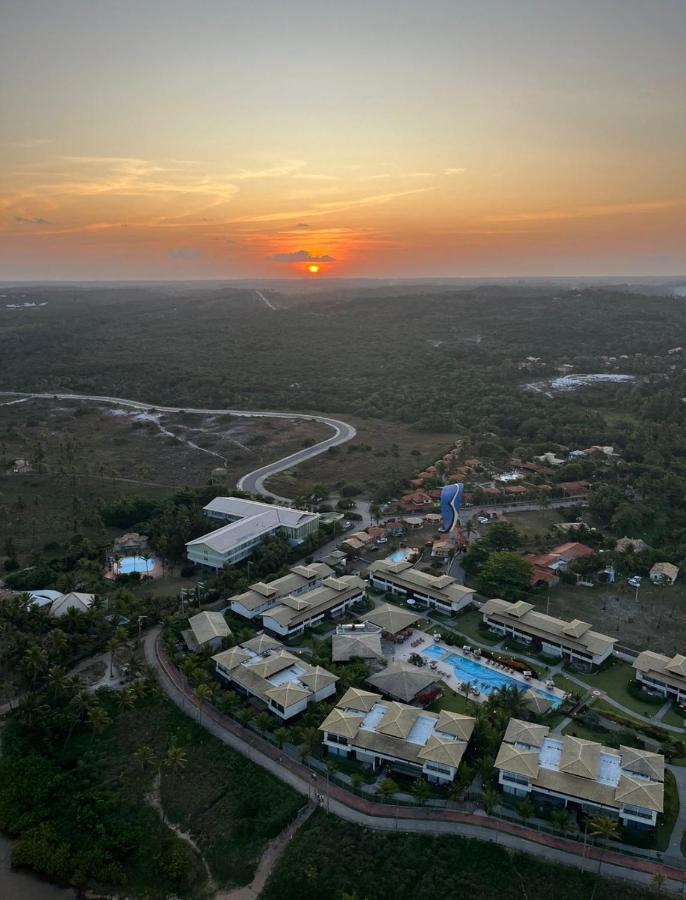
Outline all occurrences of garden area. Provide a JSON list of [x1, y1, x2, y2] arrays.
[[568, 660, 668, 718]]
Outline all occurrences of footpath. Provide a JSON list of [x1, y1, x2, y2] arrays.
[[144, 627, 686, 895]]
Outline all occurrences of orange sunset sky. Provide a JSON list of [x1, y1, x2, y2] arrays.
[[1, 0, 685, 280]]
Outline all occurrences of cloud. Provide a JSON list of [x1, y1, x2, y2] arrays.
[[295, 223, 309, 228], [14, 215, 49, 225], [486, 198, 686, 224], [444, 167, 467, 176], [11, 138, 51, 149], [271, 250, 336, 263], [168, 247, 201, 260]]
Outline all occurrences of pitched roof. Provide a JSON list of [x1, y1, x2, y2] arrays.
[[503, 718, 549, 748], [331, 631, 384, 662], [212, 646, 251, 671], [299, 666, 338, 693], [318, 707, 364, 739], [363, 602, 421, 635], [494, 742, 541, 779], [338, 686, 380, 713], [435, 710, 476, 741], [188, 610, 231, 645], [614, 775, 664, 813], [523, 689, 553, 715], [418, 735, 468, 768], [559, 736, 600, 779], [620, 746, 665, 782], [265, 682, 311, 707], [241, 633, 282, 654], [367, 662, 437, 703]]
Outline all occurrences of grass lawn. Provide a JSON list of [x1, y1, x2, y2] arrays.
[[567, 661, 662, 717], [505, 509, 566, 542], [553, 673, 589, 697], [661, 704, 686, 729], [427, 689, 476, 716], [448, 609, 501, 645]]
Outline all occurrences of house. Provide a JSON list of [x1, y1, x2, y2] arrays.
[[399, 491, 434, 513], [535, 452, 565, 467], [341, 531, 373, 552], [112, 532, 149, 555], [368, 559, 475, 615], [403, 516, 424, 529], [495, 719, 664, 830], [557, 481, 591, 497], [320, 687, 476, 784], [481, 599, 615, 670], [186, 497, 320, 570], [229, 563, 334, 619], [362, 603, 422, 639], [431, 538, 453, 559], [526, 564, 560, 588], [504, 484, 528, 496], [367, 662, 438, 704], [50, 592, 96, 617], [649, 563, 679, 585], [331, 623, 384, 663], [634, 651, 686, 703], [615, 537, 651, 554], [213, 635, 337, 720], [523, 542, 594, 579], [187, 610, 231, 651], [261, 575, 366, 638], [28, 589, 64, 610]]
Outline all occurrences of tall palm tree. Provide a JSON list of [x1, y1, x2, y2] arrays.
[[651, 873, 667, 893], [87, 705, 111, 744], [588, 814, 621, 900], [133, 744, 157, 774], [195, 682, 214, 726], [22, 644, 48, 688]]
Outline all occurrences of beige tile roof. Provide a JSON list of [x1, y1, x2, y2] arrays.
[[615, 775, 664, 813], [331, 632, 384, 662], [494, 742, 541, 779], [265, 682, 311, 707], [560, 736, 600, 779], [363, 603, 421, 635], [211, 646, 251, 671], [263, 575, 365, 629], [503, 719, 549, 748], [318, 707, 364, 739], [377, 703, 422, 739], [534, 766, 618, 808], [665, 655, 686, 677], [634, 650, 686, 691], [249, 652, 298, 679], [299, 666, 338, 693], [338, 687, 380, 713], [368, 560, 475, 606], [620, 746, 665, 782], [418, 735, 468, 769], [435, 710, 476, 741], [241, 633, 282, 654], [523, 689, 553, 715], [188, 611, 231, 646], [482, 598, 615, 658]]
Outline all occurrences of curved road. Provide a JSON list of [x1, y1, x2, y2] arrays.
[[0, 391, 356, 501]]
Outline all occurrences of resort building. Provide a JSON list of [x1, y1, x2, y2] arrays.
[[261, 575, 366, 638], [212, 635, 337, 720], [495, 719, 664, 829], [481, 599, 616, 670], [634, 651, 686, 703], [362, 603, 422, 639], [331, 623, 385, 663], [49, 592, 96, 617], [187, 610, 232, 652], [186, 496, 320, 570], [368, 559, 475, 615], [320, 687, 476, 784], [229, 562, 334, 619]]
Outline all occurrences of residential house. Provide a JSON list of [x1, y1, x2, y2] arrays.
[[213, 635, 337, 720], [186, 496, 320, 569], [320, 687, 476, 784], [229, 562, 334, 619], [649, 563, 679, 585], [558, 481, 591, 497], [481, 598, 615, 670], [50, 592, 96, 617], [368, 559, 475, 615], [495, 719, 664, 830], [399, 491, 434, 513], [261, 575, 366, 638], [187, 610, 231, 651]]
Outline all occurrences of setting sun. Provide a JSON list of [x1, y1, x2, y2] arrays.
[[306, 264, 320, 274]]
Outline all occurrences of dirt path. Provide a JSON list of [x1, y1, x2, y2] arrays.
[[146, 772, 217, 894], [216, 802, 315, 900]]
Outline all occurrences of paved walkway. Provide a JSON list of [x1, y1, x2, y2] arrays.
[[144, 627, 686, 894]]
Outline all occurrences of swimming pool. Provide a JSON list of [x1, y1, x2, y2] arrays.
[[387, 549, 409, 563], [118, 555, 154, 575], [421, 644, 561, 707]]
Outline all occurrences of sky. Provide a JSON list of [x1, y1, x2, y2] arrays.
[[1, 0, 685, 280]]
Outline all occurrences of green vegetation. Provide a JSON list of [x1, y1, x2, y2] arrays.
[[569, 661, 664, 717], [447, 608, 502, 645], [427, 689, 475, 716], [262, 811, 664, 900], [653, 770, 679, 852]]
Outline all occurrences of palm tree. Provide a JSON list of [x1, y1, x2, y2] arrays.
[[133, 744, 157, 774], [195, 682, 214, 726], [164, 742, 188, 776], [588, 814, 621, 900], [142, 551, 153, 574], [651, 873, 667, 893], [87, 705, 111, 744], [22, 644, 48, 688]]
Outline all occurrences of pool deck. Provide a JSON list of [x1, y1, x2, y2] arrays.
[[390, 629, 566, 706], [104, 555, 163, 580]]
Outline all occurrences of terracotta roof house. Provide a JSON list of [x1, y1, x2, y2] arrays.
[[400, 491, 434, 513], [558, 481, 591, 496], [504, 484, 528, 495], [495, 719, 664, 830]]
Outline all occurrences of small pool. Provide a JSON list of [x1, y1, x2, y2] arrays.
[[118, 555, 154, 574], [387, 549, 409, 563], [422, 644, 561, 708]]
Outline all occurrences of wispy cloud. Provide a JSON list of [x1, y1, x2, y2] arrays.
[[271, 250, 336, 263], [235, 187, 434, 224], [226, 160, 305, 180], [444, 167, 467, 176], [487, 198, 685, 224], [10, 138, 52, 149]]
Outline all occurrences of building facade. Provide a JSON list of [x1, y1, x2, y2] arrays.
[[229, 562, 334, 619], [261, 575, 366, 638], [368, 559, 475, 615]]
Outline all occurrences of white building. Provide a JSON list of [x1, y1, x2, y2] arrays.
[[481, 598, 615, 670], [261, 575, 366, 638], [634, 651, 686, 703], [229, 562, 334, 619], [212, 634, 337, 720], [495, 719, 664, 830], [186, 497, 320, 570], [49, 592, 96, 617], [368, 559, 475, 615], [320, 687, 475, 784]]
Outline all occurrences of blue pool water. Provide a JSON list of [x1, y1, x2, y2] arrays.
[[421, 644, 561, 708], [387, 549, 409, 563], [118, 555, 154, 574]]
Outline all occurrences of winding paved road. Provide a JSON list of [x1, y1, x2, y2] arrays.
[[0, 391, 356, 502]]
